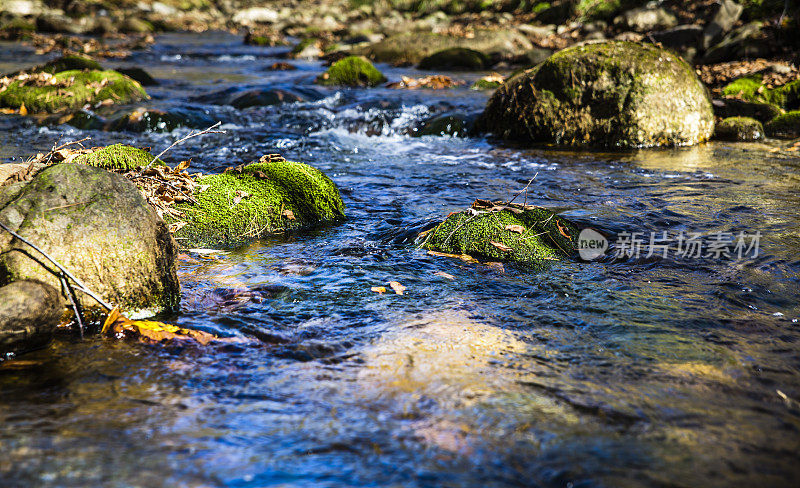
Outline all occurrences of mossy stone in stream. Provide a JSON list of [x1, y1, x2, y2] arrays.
[[475, 41, 714, 148], [38, 55, 103, 74], [0, 69, 148, 113], [423, 205, 578, 264], [72, 144, 165, 170], [418, 48, 489, 71], [471, 78, 503, 90], [714, 116, 764, 141], [765, 111, 800, 138], [316, 56, 386, 87], [172, 159, 345, 247]]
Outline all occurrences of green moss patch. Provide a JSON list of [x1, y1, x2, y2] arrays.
[[173, 159, 345, 247], [765, 111, 800, 139], [0, 69, 148, 113], [714, 116, 764, 141], [38, 55, 103, 74], [418, 48, 489, 71], [423, 202, 578, 264], [316, 56, 386, 87], [472, 78, 502, 90], [72, 144, 165, 170]]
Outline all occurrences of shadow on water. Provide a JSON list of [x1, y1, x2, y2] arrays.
[[1, 32, 800, 488]]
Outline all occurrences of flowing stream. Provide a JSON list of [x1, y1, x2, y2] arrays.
[[1, 32, 799, 488]]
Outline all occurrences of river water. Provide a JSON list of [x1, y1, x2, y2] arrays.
[[1, 32, 799, 488]]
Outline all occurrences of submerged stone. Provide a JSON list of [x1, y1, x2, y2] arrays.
[[714, 116, 764, 141], [423, 201, 578, 264], [418, 48, 489, 71], [0, 163, 180, 314], [316, 56, 386, 87], [475, 41, 714, 148], [172, 157, 345, 247]]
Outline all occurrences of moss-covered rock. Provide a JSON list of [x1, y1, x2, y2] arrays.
[[38, 55, 103, 74], [316, 56, 386, 87], [418, 48, 489, 71], [475, 41, 714, 148], [72, 144, 164, 170], [765, 111, 800, 138], [0, 70, 148, 114], [471, 78, 503, 90], [714, 116, 764, 141], [423, 202, 578, 264], [172, 158, 345, 247], [712, 97, 783, 123]]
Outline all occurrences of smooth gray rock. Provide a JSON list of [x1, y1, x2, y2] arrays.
[[614, 6, 678, 33], [0, 163, 180, 315]]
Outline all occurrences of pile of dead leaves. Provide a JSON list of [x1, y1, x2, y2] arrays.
[[387, 75, 464, 90], [698, 59, 799, 95], [120, 160, 199, 228], [26, 32, 154, 58], [0, 71, 77, 92]]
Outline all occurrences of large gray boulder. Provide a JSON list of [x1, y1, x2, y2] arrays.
[[0, 280, 62, 355], [476, 41, 714, 148], [0, 163, 180, 315]]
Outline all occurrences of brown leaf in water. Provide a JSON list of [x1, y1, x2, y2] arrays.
[[389, 281, 406, 295], [371, 286, 387, 294], [433, 271, 455, 280], [490, 241, 512, 252], [102, 306, 217, 345], [427, 250, 479, 264], [505, 224, 525, 234]]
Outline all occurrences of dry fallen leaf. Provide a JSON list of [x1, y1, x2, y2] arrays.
[[18, 103, 27, 116], [371, 286, 387, 294], [490, 241, 513, 252], [427, 250, 479, 264], [232, 189, 250, 206], [388, 281, 406, 295], [282, 209, 296, 220], [175, 160, 190, 172], [505, 224, 525, 234], [102, 306, 217, 345]]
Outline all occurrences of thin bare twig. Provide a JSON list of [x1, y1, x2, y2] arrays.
[[0, 220, 112, 311], [144, 122, 225, 170], [507, 172, 538, 206]]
